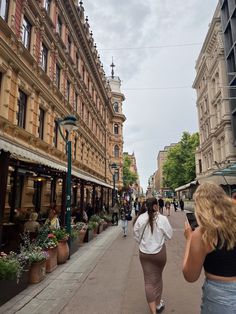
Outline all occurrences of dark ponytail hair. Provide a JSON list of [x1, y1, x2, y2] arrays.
[[146, 197, 158, 233]]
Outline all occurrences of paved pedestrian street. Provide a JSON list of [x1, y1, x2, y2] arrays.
[[0, 208, 203, 314]]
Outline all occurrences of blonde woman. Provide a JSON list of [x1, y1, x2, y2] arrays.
[[183, 182, 236, 313], [134, 197, 173, 314]]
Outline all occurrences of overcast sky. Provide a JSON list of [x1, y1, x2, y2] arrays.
[[83, 0, 218, 190]]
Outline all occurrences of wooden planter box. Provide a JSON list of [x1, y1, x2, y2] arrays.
[[70, 237, 80, 255], [45, 247, 57, 273], [0, 270, 29, 306], [84, 229, 93, 242], [29, 260, 46, 284], [93, 225, 99, 236]]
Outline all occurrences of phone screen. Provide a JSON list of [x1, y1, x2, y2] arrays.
[[186, 212, 198, 230]]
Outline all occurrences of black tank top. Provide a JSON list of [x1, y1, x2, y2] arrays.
[[203, 244, 236, 277]]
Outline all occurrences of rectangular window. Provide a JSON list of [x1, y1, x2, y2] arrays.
[[74, 93, 78, 112], [38, 108, 45, 139], [17, 90, 27, 128], [41, 43, 48, 72], [199, 159, 202, 173], [56, 15, 62, 36], [44, 0, 51, 14], [0, 0, 9, 21], [67, 36, 71, 55], [55, 64, 60, 89], [66, 80, 70, 102], [22, 16, 31, 50], [75, 53, 79, 69], [74, 138, 77, 159], [53, 120, 58, 148]]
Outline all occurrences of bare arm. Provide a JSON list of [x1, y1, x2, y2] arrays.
[[182, 222, 209, 282]]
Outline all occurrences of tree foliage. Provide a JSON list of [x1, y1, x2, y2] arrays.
[[122, 155, 138, 189], [163, 132, 199, 190]]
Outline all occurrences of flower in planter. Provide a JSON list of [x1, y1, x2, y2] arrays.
[[52, 228, 69, 242], [35, 226, 58, 250], [20, 233, 48, 264], [88, 221, 98, 230], [76, 222, 88, 232], [0, 251, 24, 283], [90, 215, 102, 224]]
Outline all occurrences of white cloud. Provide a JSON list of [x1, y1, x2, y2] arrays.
[[84, 0, 218, 190]]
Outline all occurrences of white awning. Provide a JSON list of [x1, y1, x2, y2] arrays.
[[175, 180, 198, 192], [0, 138, 113, 188]]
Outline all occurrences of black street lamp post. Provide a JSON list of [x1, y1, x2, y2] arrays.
[[109, 163, 118, 207], [58, 116, 78, 256]]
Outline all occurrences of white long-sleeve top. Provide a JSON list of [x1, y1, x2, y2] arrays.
[[133, 212, 173, 254]]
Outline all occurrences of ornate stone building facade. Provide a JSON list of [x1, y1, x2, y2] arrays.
[[193, 4, 236, 188], [0, 0, 125, 233]]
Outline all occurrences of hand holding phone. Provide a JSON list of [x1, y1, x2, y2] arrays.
[[186, 212, 198, 231]]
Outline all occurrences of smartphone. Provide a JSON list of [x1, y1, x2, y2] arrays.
[[186, 212, 198, 230]]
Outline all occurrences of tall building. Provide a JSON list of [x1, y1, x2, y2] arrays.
[[219, 0, 236, 142], [193, 3, 236, 188], [155, 144, 176, 195], [0, 0, 126, 240]]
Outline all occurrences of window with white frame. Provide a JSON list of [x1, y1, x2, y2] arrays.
[[17, 90, 27, 128], [43, 0, 51, 14], [113, 102, 119, 113], [56, 15, 62, 36], [22, 16, 31, 50], [114, 123, 119, 135], [0, 0, 9, 21], [41, 43, 48, 72], [114, 145, 119, 158]]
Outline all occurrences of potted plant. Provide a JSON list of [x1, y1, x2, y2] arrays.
[[70, 226, 80, 255], [0, 251, 29, 305], [52, 229, 69, 264], [90, 215, 102, 234], [20, 233, 48, 284], [84, 221, 96, 242], [77, 222, 88, 244], [35, 226, 58, 273]]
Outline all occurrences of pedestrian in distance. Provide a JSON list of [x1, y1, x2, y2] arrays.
[[133, 201, 147, 226], [179, 198, 184, 211], [120, 200, 130, 237], [164, 200, 171, 216], [173, 198, 178, 211], [133, 197, 173, 314], [158, 197, 164, 215], [134, 197, 140, 217], [182, 182, 236, 314], [111, 202, 119, 226]]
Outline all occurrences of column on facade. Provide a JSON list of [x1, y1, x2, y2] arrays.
[[224, 125, 235, 158], [1, 66, 12, 119]]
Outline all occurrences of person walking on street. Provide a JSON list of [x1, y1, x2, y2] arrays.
[[133, 197, 173, 314], [164, 200, 171, 216], [158, 197, 164, 215], [182, 182, 236, 314], [112, 202, 119, 225], [173, 198, 178, 211], [179, 198, 184, 211], [120, 201, 130, 237], [134, 197, 140, 217]]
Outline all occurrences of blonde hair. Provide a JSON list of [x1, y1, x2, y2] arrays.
[[194, 182, 236, 250], [30, 212, 38, 221]]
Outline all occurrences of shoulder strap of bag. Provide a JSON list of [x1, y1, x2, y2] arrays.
[[139, 221, 148, 244]]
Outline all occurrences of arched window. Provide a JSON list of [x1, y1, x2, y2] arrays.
[[114, 123, 119, 135], [114, 145, 119, 158], [114, 102, 119, 113]]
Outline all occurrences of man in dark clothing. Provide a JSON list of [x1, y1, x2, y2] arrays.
[[86, 203, 93, 221], [173, 198, 178, 211], [158, 197, 164, 214], [179, 199, 184, 211]]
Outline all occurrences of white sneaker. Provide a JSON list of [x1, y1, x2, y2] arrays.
[[156, 300, 165, 313]]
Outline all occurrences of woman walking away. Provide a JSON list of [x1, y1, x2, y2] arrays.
[[134, 197, 173, 314], [183, 182, 236, 314], [120, 200, 130, 237]]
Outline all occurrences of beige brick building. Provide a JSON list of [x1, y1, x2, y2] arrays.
[[0, 0, 126, 236], [193, 4, 236, 189]]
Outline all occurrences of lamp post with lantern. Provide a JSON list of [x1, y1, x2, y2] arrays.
[[109, 162, 119, 207], [58, 115, 78, 255]]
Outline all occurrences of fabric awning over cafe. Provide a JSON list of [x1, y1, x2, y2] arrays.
[[0, 138, 113, 189]]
